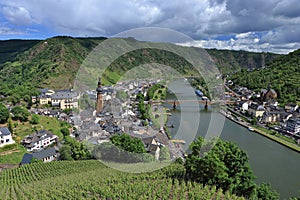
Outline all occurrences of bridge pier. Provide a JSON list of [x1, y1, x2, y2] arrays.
[[204, 100, 208, 109]]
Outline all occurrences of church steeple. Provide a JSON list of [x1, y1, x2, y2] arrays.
[[96, 77, 103, 94], [96, 77, 103, 114]]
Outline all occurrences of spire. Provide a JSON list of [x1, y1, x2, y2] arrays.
[[98, 77, 101, 87], [96, 77, 103, 94]]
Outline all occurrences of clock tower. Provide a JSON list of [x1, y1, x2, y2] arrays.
[[96, 77, 103, 114]]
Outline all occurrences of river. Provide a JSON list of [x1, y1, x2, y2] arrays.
[[165, 79, 300, 199]]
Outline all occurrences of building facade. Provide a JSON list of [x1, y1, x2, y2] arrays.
[[21, 130, 58, 151], [286, 118, 300, 134], [51, 91, 78, 110], [0, 127, 15, 147]]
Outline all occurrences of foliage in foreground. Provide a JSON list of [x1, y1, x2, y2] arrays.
[[0, 103, 9, 124], [185, 137, 279, 199], [0, 160, 244, 200]]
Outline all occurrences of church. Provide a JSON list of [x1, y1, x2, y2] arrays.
[[260, 84, 277, 103]]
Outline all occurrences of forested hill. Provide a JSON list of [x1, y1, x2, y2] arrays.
[[206, 49, 279, 74], [0, 39, 40, 65], [0, 36, 106, 100], [0, 36, 281, 101], [230, 48, 300, 104]]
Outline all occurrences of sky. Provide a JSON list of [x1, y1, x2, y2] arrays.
[[0, 0, 300, 54]]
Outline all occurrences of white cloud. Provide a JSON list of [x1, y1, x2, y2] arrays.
[[2, 6, 32, 26], [0, 0, 299, 53], [0, 27, 23, 35], [178, 32, 300, 54]]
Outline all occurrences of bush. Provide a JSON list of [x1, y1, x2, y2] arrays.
[[0, 103, 9, 124], [11, 106, 30, 122], [60, 127, 70, 137], [30, 114, 39, 124]]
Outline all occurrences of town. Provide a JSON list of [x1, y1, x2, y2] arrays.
[[223, 80, 300, 147], [1, 75, 299, 166], [1, 77, 187, 165]]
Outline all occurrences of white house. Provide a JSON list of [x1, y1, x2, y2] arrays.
[[0, 127, 15, 147], [241, 101, 249, 111], [21, 130, 58, 151], [286, 118, 300, 134], [285, 103, 299, 112], [248, 104, 265, 118], [51, 90, 79, 110]]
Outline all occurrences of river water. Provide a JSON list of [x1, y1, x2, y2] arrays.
[[165, 80, 300, 199]]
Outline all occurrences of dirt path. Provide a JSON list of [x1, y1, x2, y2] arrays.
[[0, 149, 20, 156]]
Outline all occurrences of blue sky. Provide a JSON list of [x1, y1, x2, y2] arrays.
[[0, 0, 300, 54]]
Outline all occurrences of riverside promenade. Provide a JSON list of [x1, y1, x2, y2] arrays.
[[220, 108, 300, 153]]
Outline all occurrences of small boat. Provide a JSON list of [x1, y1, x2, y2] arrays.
[[195, 89, 203, 97], [248, 127, 254, 131]]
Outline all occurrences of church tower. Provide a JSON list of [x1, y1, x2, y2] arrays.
[[96, 77, 103, 115]]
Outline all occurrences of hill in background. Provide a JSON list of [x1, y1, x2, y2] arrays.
[[230, 49, 300, 104], [0, 36, 291, 102]]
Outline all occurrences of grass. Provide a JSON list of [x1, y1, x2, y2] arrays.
[[0, 144, 27, 165], [13, 115, 64, 139], [101, 160, 172, 173], [0, 143, 18, 154], [252, 126, 300, 153], [253, 125, 274, 134], [0, 115, 68, 165]]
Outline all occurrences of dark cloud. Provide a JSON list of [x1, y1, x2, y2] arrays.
[[273, 0, 300, 18], [261, 25, 300, 44], [0, 0, 299, 53]]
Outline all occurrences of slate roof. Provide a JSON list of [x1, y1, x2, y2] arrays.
[[22, 130, 56, 148], [52, 91, 75, 99], [20, 153, 33, 165], [0, 127, 12, 136], [287, 118, 300, 125], [249, 104, 265, 111], [32, 147, 57, 160]]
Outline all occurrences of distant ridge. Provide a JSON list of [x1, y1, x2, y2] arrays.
[[0, 36, 283, 101]]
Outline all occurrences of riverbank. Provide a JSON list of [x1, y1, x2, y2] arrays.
[[220, 109, 300, 153]]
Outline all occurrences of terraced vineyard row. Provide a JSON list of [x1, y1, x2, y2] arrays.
[[0, 160, 244, 199]]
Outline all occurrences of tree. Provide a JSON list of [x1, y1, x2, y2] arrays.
[[11, 106, 30, 122], [251, 117, 257, 125], [31, 157, 43, 163], [30, 114, 39, 124], [0, 103, 9, 124], [185, 137, 257, 198], [92, 134, 152, 163], [64, 136, 92, 160], [8, 117, 13, 134], [256, 183, 279, 200], [110, 134, 146, 154], [60, 127, 70, 137], [59, 145, 73, 160]]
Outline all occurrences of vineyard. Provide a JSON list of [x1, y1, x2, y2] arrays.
[[0, 160, 244, 199]]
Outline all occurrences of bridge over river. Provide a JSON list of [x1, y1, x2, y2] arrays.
[[150, 99, 236, 106]]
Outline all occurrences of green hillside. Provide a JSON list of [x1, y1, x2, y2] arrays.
[[206, 49, 279, 75], [0, 36, 282, 103], [0, 39, 40, 67], [0, 160, 244, 200], [229, 49, 300, 104]]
